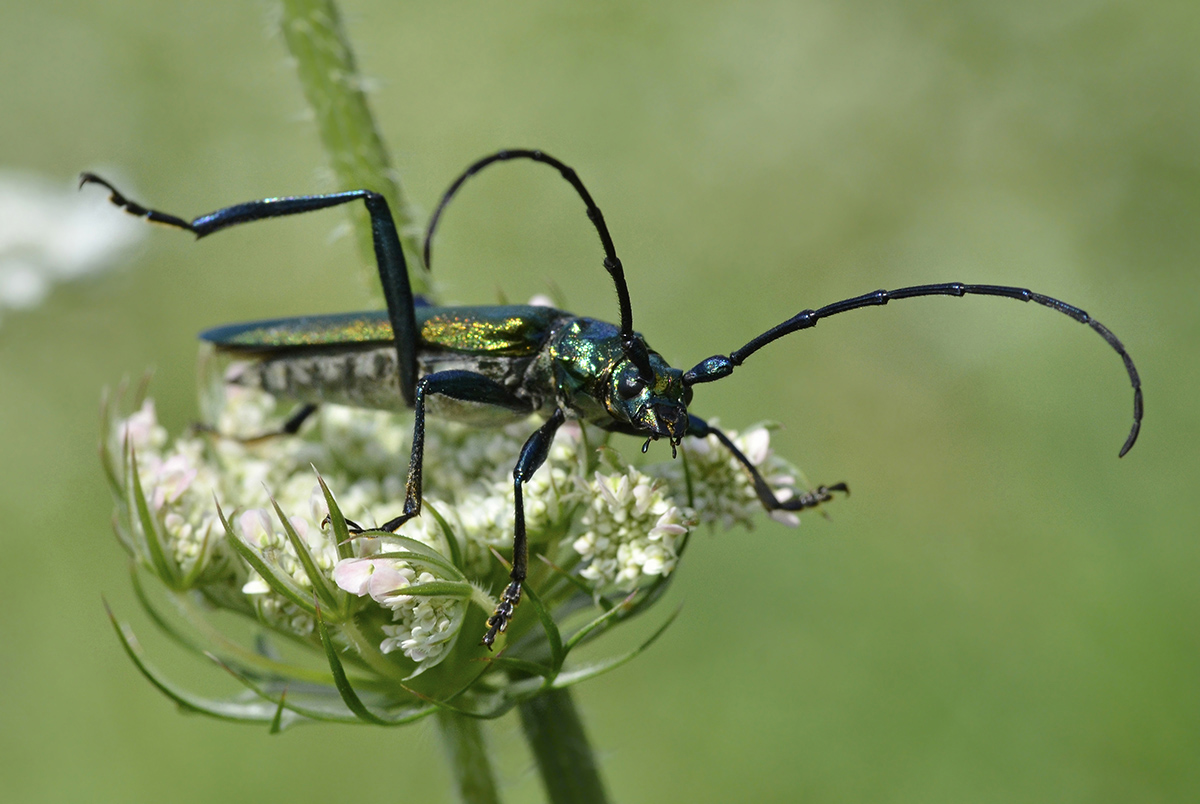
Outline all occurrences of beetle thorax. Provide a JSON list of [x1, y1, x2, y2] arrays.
[[546, 317, 689, 438]]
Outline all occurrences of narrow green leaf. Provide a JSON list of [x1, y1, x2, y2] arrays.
[[503, 674, 556, 701], [611, 570, 678, 625], [146, 568, 372, 687], [210, 652, 428, 727], [423, 500, 464, 572], [128, 564, 208, 659], [489, 656, 555, 679], [314, 606, 434, 726], [523, 584, 565, 676], [316, 473, 354, 561], [269, 494, 340, 609], [316, 606, 391, 725], [269, 690, 288, 734], [537, 554, 611, 611], [553, 607, 682, 690], [403, 682, 518, 722], [179, 515, 216, 588], [111, 512, 136, 557], [369, 548, 463, 580], [98, 389, 123, 497], [217, 502, 317, 616], [104, 599, 304, 727], [370, 535, 464, 576], [578, 420, 595, 475], [127, 448, 179, 587], [681, 446, 696, 509], [391, 580, 474, 598], [132, 371, 153, 408], [564, 591, 636, 653]]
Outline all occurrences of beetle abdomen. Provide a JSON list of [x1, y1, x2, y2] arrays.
[[225, 345, 405, 410], [222, 342, 550, 422]]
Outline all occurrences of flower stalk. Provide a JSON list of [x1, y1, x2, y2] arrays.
[[277, 0, 429, 293], [519, 688, 611, 804], [436, 709, 502, 804]]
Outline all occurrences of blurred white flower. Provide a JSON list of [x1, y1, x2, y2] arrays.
[[0, 171, 144, 324]]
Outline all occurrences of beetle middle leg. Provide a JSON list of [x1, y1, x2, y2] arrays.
[[687, 414, 849, 513], [361, 370, 536, 535], [354, 368, 562, 649]]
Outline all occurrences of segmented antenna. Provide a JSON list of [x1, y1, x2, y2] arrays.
[[683, 282, 1143, 457], [424, 149, 654, 380]]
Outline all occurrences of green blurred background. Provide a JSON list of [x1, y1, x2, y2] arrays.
[[2, 1, 1196, 801]]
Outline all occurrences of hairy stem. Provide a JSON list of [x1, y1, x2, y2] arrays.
[[278, 0, 430, 295]]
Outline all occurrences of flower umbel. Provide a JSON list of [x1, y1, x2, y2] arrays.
[[103, 379, 823, 727]]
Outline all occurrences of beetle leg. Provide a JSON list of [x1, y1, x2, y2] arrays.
[[79, 174, 420, 408], [367, 370, 534, 535], [687, 414, 849, 513], [483, 407, 566, 649], [194, 402, 319, 445]]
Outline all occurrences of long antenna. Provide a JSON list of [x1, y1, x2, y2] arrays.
[[683, 282, 1143, 457], [424, 149, 654, 379]]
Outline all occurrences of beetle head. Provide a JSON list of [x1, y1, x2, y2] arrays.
[[607, 353, 691, 446]]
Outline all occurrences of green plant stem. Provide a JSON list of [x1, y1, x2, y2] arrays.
[[518, 688, 611, 804], [277, 0, 430, 295], [435, 710, 503, 804]]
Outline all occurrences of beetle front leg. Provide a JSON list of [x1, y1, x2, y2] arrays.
[[687, 414, 849, 513], [483, 407, 566, 649]]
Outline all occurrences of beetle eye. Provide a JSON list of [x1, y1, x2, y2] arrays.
[[617, 371, 645, 400]]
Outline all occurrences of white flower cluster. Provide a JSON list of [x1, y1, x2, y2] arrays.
[[111, 382, 812, 673], [572, 466, 690, 592], [333, 555, 466, 671], [112, 389, 472, 672], [396, 417, 582, 574], [115, 399, 226, 580]]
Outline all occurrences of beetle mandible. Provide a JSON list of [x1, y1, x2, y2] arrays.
[[81, 149, 1143, 648]]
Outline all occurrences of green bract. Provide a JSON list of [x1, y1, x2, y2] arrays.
[[102, 378, 809, 728]]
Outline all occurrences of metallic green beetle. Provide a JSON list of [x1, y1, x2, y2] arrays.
[[81, 149, 1143, 648]]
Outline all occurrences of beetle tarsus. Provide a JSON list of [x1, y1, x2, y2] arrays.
[[482, 580, 523, 650], [779, 481, 850, 510]]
